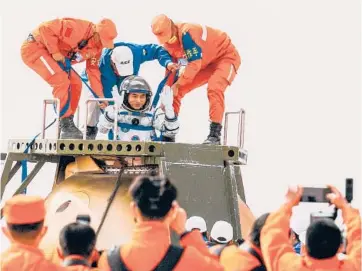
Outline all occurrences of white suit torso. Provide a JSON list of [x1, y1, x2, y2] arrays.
[[98, 86, 179, 141], [115, 109, 156, 141]]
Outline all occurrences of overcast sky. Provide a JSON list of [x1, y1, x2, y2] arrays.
[[0, 0, 361, 249]]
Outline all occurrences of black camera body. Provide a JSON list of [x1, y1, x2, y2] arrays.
[[345, 178, 353, 203], [310, 211, 335, 223], [307, 178, 354, 224]]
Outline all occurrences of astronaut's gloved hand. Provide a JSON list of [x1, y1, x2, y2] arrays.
[[97, 106, 115, 134], [99, 100, 108, 109], [111, 85, 124, 107], [160, 86, 176, 119]]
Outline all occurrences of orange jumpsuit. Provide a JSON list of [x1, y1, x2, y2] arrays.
[[260, 203, 361, 271], [97, 221, 223, 271], [21, 18, 104, 118], [220, 242, 263, 271], [164, 23, 241, 124], [0, 243, 66, 271]]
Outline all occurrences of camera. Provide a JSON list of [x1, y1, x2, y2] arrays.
[[310, 211, 335, 223], [306, 178, 354, 224]]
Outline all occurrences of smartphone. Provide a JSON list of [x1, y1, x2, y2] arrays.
[[300, 187, 331, 203], [76, 214, 91, 224]]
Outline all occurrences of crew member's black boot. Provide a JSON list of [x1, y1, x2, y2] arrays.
[[86, 126, 98, 140], [59, 115, 83, 139], [203, 122, 222, 145]]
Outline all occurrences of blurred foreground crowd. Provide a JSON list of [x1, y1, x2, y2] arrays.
[[0, 175, 360, 271]]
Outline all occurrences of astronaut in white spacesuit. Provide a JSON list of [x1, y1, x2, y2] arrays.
[[97, 75, 179, 142]]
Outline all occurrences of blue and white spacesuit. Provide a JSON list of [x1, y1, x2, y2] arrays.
[[86, 42, 176, 139], [97, 75, 179, 142]]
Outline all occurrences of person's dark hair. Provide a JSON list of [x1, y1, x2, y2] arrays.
[[59, 222, 96, 258], [201, 231, 208, 240], [7, 221, 44, 241], [294, 231, 300, 242], [288, 229, 300, 242], [249, 213, 270, 248], [129, 175, 177, 219], [306, 218, 342, 259], [8, 221, 44, 233], [234, 238, 245, 246]]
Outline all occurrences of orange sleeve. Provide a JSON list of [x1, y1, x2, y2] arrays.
[[175, 27, 202, 87], [86, 52, 104, 98], [260, 204, 302, 271], [220, 245, 261, 271], [219, 245, 244, 271], [342, 206, 361, 269], [177, 246, 224, 271], [179, 230, 213, 258], [37, 19, 62, 54]]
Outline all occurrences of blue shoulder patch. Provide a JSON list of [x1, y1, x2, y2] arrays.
[[182, 32, 202, 62]]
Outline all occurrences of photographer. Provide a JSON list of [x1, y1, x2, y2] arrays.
[[260, 185, 361, 271], [97, 175, 223, 271], [57, 217, 99, 270]]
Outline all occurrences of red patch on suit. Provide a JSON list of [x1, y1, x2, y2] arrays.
[[64, 28, 73, 38]]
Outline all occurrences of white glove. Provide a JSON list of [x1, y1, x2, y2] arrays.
[[97, 106, 115, 134], [178, 66, 186, 77], [178, 58, 188, 66], [177, 58, 187, 77], [160, 86, 175, 119], [73, 52, 84, 62], [111, 85, 124, 107]]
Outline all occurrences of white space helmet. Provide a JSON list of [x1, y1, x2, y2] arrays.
[[119, 75, 153, 112]]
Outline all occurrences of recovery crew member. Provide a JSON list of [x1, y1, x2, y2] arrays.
[[57, 217, 100, 270], [220, 213, 270, 271], [151, 14, 242, 145], [0, 195, 66, 270], [85, 41, 178, 139], [97, 175, 223, 271], [21, 18, 117, 139], [260, 185, 361, 271]]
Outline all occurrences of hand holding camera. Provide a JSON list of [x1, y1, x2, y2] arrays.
[[326, 185, 349, 211]]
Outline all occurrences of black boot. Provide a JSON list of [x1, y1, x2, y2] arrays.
[[162, 136, 175, 142], [59, 115, 83, 139], [203, 122, 222, 145], [86, 126, 98, 140]]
